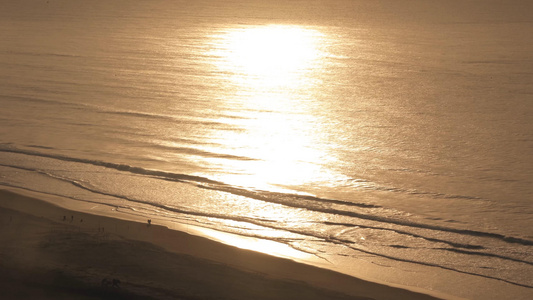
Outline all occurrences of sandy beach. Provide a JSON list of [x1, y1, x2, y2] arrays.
[[0, 188, 447, 300]]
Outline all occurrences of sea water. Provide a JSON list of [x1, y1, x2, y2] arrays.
[[1, 0, 532, 299]]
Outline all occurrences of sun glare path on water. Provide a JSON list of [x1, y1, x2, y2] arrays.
[[203, 25, 341, 191], [216, 25, 324, 88]]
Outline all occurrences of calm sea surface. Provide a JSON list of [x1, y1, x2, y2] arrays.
[[1, 1, 532, 298]]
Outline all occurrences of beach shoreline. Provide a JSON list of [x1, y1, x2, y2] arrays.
[[0, 188, 449, 300]]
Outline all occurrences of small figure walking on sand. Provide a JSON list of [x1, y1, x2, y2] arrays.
[[101, 278, 121, 288], [147, 219, 151, 226], [112, 278, 121, 288], [70, 215, 74, 223]]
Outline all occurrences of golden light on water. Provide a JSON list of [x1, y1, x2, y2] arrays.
[[206, 25, 338, 190], [217, 25, 323, 88], [192, 226, 314, 261]]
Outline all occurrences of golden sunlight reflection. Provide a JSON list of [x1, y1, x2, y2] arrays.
[[206, 25, 340, 190], [193, 226, 313, 261], [213, 25, 324, 88]]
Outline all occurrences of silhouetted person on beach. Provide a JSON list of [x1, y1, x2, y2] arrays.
[[112, 278, 121, 288], [101, 278, 121, 288], [147, 219, 151, 226]]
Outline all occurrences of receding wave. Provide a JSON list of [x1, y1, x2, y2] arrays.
[[2, 145, 532, 249], [342, 243, 533, 289]]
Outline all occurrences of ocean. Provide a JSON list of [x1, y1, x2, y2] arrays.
[[1, 0, 532, 299]]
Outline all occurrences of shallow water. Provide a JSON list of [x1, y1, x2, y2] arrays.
[[1, 0, 532, 298]]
